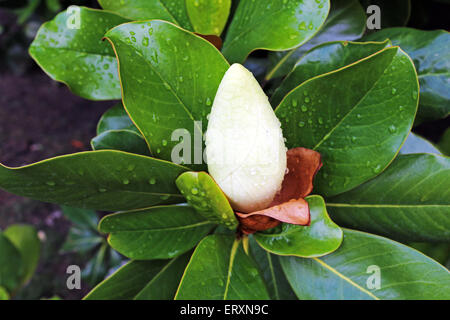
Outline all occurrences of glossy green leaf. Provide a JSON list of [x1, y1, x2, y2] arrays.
[[0, 233, 23, 292], [400, 132, 441, 155], [4, 225, 41, 285], [280, 229, 450, 300], [249, 236, 296, 300], [275, 46, 419, 197], [134, 252, 191, 300], [105, 20, 229, 170], [175, 234, 270, 300], [29, 7, 127, 100], [97, 103, 139, 135], [186, 0, 231, 36], [361, 0, 411, 28], [271, 40, 390, 106], [175, 171, 238, 230], [85, 253, 190, 300], [267, 0, 366, 80], [363, 28, 450, 123], [0, 286, 9, 300], [254, 195, 343, 257], [100, 205, 215, 260], [0, 151, 187, 212], [222, 0, 330, 64], [91, 130, 151, 156], [327, 154, 450, 242], [98, 0, 193, 30]]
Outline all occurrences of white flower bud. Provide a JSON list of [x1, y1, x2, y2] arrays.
[[205, 64, 287, 213]]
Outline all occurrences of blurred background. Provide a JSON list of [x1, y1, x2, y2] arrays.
[[0, 0, 449, 299]]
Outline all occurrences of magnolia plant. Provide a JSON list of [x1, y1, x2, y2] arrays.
[[1, 0, 449, 300]]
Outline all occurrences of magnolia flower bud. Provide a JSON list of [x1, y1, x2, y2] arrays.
[[205, 64, 287, 213]]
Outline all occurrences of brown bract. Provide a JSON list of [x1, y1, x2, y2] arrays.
[[236, 147, 322, 234], [195, 33, 223, 50]]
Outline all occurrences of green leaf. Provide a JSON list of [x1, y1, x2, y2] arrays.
[[100, 205, 215, 260], [0, 232, 23, 292], [82, 242, 109, 287], [275, 46, 419, 197], [363, 28, 450, 123], [186, 0, 231, 36], [134, 252, 191, 300], [222, 0, 330, 64], [400, 132, 441, 155], [438, 128, 450, 156], [360, 0, 411, 28], [271, 40, 390, 106], [60, 207, 102, 255], [29, 7, 128, 100], [0, 151, 187, 212], [249, 236, 296, 300], [3, 225, 41, 285], [91, 130, 151, 156], [85, 253, 190, 300], [267, 0, 366, 80], [175, 171, 238, 230], [97, 103, 139, 135], [175, 234, 270, 300], [254, 195, 343, 257], [0, 286, 9, 300], [98, 0, 193, 30], [326, 153, 450, 242], [105, 20, 229, 170], [61, 226, 103, 255], [61, 206, 99, 230], [280, 229, 450, 300]]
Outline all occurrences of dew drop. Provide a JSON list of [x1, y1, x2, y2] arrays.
[[149, 178, 156, 185], [388, 125, 397, 133], [191, 187, 199, 195]]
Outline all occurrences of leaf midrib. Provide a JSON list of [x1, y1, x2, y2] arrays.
[[312, 51, 397, 151], [112, 36, 203, 139], [312, 257, 379, 300]]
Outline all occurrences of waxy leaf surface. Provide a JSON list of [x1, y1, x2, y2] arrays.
[[280, 229, 450, 300], [254, 196, 343, 257], [105, 20, 229, 170], [186, 0, 231, 36], [100, 205, 214, 260], [267, 0, 366, 80], [327, 154, 450, 242], [176, 172, 238, 230], [271, 40, 390, 106], [175, 235, 270, 300], [91, 129, 151, 156], [85, 253, 190, 300], [275, 47, 419, 197], [363, 28, 450, 123], [0, 151, 187, 211], [98, 0, 193, 30], [400, 132, 441, 155], [222, 0, 329, 63], [97, 103, 139, 134], [249, 236, 297, 300], [29, 7, 127, 100]]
